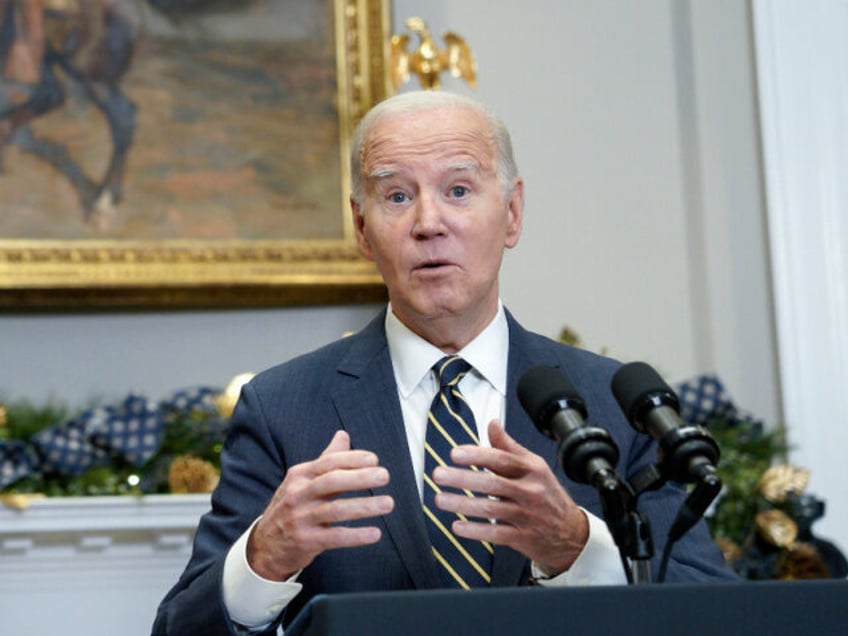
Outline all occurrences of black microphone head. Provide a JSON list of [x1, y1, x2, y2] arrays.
[[611, 361, 681, 434], [517, 365, 587, 438]]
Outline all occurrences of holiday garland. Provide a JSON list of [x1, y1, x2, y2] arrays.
[[0, 375, 252, 500], [1, 370, 844, 579]]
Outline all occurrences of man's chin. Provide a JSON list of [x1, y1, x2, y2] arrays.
[[391, 294, 460, 323]]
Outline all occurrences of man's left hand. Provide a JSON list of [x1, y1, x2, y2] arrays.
[[432, 420, 589, 576]]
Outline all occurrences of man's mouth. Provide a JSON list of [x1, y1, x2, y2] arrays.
[[415, 259, 452, 270]]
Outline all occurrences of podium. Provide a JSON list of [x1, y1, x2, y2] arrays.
[[286, 579, 847, 636]]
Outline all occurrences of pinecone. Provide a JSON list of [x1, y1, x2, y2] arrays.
[[168, 455, 220, 493], [779, 543, 829, 580]]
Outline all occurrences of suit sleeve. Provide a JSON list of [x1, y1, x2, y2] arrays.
[[151, 382, 288, 636]]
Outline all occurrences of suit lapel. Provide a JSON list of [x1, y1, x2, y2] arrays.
[[330, 317, 442, 589], [491, 313, 562, 586]]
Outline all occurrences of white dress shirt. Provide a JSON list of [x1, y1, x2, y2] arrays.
[[222, 303, 626, 630]]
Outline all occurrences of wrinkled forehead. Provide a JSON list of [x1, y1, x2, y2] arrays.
[[359, 106, 498, 175]]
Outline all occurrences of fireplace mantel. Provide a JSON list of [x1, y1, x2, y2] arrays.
[[0, 494, 210, 636]]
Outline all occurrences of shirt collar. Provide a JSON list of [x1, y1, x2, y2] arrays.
[[385, 302, 509, 398]]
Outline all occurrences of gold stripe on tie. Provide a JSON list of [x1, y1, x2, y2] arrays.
[[436, 393, 479, 442], [428, 406, 480, 447], [432, 548, 471, 589], [424, 355, 492, 587], [424, 416, 483, 474], [423, 505, 493, 582]]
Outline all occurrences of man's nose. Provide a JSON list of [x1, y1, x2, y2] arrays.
[[411, 192, 446, 238]]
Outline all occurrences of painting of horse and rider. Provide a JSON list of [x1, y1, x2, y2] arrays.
[[0, 0, 344, 241]]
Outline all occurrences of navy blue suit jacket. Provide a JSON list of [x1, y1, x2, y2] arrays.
[[152, 309, 735, 635]]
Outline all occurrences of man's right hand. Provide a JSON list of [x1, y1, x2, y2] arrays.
[[246, 430, 394, 581]]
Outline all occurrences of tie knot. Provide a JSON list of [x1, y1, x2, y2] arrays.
[[434, 355, 472, 389]]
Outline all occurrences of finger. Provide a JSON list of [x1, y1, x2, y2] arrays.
[[452, 518, 517, 545], [310, 464, 391, 499], [450, 443, 530, 480], [446, 420, 517, 460], [313, 524, 384, 549], [321, 430, 351, 455], [433, 464, 500, 497], [487, 420, 530, 456], [319, 431, 382, 467], [302, 431, 380, 476], [312, 494, 395, 526], [435, 489, 505, 521]]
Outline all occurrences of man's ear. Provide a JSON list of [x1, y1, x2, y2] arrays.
[[504, 178, 524, 249], [351, 198, 374, 260]]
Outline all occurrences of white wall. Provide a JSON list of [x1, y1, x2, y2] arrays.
[[389, 0, 780, 423], [0, 306, 380, 405], [681, 0, 781, 427], [752, 0, 848, 549], [1, 2, 809, 533]]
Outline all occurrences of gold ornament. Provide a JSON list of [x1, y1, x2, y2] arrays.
[[168, 455, 220, 494], [714, 537, 742, 564], [214, 372, 255, 419], [778, 543, 829, 580], [0, 493, 45, 510], [758, 464, 810, 503], [558, 326, 584, 348], [390, 17, 477, 91], [755, 509, 798, 548], [0, 403, 6, 427]]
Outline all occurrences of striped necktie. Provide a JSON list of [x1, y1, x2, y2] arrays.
[[423, 355, 493, 588]]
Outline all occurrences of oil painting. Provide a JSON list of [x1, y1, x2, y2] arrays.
[[0, 0, 390, 307]]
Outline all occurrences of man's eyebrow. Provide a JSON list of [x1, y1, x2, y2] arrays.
[[367, 161, 480, 180], [447, 161, 480, 172], [368, 167, 397, 179]]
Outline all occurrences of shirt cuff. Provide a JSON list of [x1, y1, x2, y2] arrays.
[[531, 508, 628, 586], [222, 518, 304, 629]]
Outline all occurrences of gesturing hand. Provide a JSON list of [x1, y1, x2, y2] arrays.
[[247, 430, 395, 581], [432, 420, 588, 576]]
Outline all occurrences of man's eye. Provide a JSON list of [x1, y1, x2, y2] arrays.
[[389, 192, 408, 203], [449, 185, 468, 197]]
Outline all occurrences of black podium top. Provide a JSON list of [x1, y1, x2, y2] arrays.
[[287, 579, 848, 636]]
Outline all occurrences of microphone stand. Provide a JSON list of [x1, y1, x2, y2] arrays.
[[628, 454, 723, 583], [559, 438, 655, 585], [588, 460, 654, 584]]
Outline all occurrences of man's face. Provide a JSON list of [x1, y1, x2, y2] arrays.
[[352, 105, 523, 346]]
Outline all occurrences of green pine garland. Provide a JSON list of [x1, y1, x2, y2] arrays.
[[705, 415, 789, 545], [0, 396, 227, 497]]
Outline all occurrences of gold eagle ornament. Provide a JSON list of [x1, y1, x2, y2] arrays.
[[390, 17, 477, 91]]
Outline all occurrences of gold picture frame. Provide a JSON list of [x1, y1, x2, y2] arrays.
[[0, 0, 390, 309]]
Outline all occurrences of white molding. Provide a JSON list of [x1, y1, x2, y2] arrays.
[[0, 495, 209, 636], [0, 493, 210, 534], [752, 0, 848, 545]]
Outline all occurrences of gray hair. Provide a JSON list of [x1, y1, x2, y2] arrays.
[[349, 90, 519, 207]]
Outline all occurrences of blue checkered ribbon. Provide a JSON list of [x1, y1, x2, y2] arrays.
[[31, 394, 162, 476], [674, 374, 738, 426], [0, 441, 40, 489], [161, 387, 220, 417], [0, 386, 223, 489]]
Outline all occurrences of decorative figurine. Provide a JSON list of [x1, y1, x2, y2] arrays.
[[390, 17, 476, 91]]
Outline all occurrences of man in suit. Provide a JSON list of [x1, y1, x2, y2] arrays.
[[153, 90, 735, 636]]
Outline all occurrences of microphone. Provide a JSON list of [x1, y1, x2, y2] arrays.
[[518, 365, 619, 487], [610, 361, 720, 485], [611, 361, 723, 566], [519, 365, 656, 583]]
